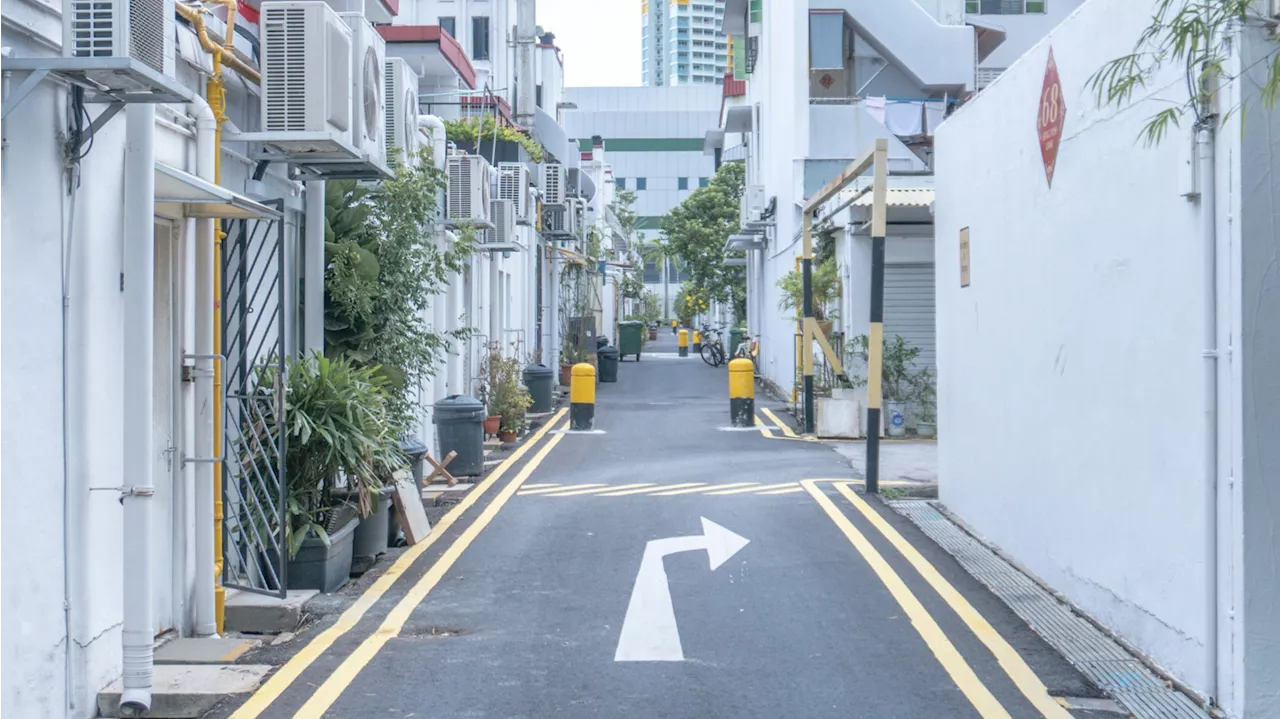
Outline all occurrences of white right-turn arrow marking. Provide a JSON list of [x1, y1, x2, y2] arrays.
[[614, 517, 750, 662]]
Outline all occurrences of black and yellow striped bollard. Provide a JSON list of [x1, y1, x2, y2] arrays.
[[729, 358, 754, 427], [570, 362, 596, 431], [678, 328, 690, 357], [692, 330, 702, 354]]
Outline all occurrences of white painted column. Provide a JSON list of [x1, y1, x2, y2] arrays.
[[304, 180, 326, 353]]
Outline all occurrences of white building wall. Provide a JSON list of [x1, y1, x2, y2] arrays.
[[968, 1, 1087, 72], [934, 0, 1252, 701]]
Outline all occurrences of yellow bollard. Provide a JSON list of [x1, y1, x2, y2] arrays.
[[678, 328, 690, 357], [692, 329, 702, 354], [570, 362, 596, 430], [729, 358, 755, 427]]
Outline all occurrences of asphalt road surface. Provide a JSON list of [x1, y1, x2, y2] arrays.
[[218, 331, 1113, 719]]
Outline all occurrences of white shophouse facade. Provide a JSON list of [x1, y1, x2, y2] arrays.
[[934, 0, 1279, 715], [1, 0, 578, 715]]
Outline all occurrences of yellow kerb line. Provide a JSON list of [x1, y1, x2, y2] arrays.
[[518, 483, 608, 495], [832, 483, 1071, 719], [291, 423, 570, 719], [753, 416, 775, 438], [759, 407, 797, 437], [598, 482, 704, 496], [800, 480, 1011, 719], [229, 408, 567, 719]]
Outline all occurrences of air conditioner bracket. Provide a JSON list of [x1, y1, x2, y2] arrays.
[[2, 57, 193, 121]]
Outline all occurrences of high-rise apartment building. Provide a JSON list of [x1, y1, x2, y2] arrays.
[[641, 0, 728, 86]]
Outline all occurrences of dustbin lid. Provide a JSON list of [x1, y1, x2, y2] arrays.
[[522, 363, 553, 378], [598, 346, 620, 358], [400, 436, 428, 456], [619, 320, 643, 327], [432, 394, 485, 423]]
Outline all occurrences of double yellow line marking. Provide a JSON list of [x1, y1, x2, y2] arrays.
[[231, 409, 569, 719], [803, 480, 1071, 719]]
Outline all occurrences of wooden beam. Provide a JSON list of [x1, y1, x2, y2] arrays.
[[803, 140, 881, 213]]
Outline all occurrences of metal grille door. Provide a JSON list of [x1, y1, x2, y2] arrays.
[[221, 201, 289, 597]]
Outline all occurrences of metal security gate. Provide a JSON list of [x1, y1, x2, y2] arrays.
[[884, 262, 936, 373], [221, 200, 288, 597]]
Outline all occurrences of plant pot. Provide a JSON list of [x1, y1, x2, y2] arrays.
[[483, 415, 502, 435], [499, 429, 517, 443], [559, 364, 573, 387], [648, 330, 657, 340], [916, 420, 937, 439], [285, 517, 358, 593], [351, 486, 395, 575], [816, 319, 835, 337], [885, 400, 908, 438]]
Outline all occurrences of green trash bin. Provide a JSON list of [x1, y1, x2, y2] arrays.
[[728, 327, 746, 358], [617, 321, 644, 361]]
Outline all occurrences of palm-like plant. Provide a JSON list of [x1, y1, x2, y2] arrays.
[[639, 239, 684, 320]]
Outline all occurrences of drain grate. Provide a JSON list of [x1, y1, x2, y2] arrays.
[[891, 501, 1208, 719]]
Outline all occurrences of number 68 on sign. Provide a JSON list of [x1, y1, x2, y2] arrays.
[[1037, 48, 1065, 187]]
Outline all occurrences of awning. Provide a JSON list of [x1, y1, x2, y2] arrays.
[[568, 166, 596, 201], [850, 187, 935, 208], [154, 162, 281, 220], [722, 142, 749, 163], [704, 129, 725, 156], [724, 233, 765, 252], [722, 257, 747, 266], [724, 105, 753, 133], [966, 19, 1007, 63], [554, 245, 590, 266]]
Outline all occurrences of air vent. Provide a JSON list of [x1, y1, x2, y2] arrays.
[[65, 0, 175, 76], [129, 0, 166, 72], [263, 6, 308, 131]]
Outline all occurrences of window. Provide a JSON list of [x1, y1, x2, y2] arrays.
[[616, 177, 626, 190], [439, 16, 455, 37], [471, 16, 490, 60], [678, 177, 688, 190], [968, 0, 1046, 13], [635, 177, 648, 190], [698, 177, 710, 188]]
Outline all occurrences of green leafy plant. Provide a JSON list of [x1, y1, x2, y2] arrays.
[[249, 353, 405, 558], [777, 259, 841, 322], [912, 367, 937, 423], [1088, 0, 1278, 146], [444, 116, 546, 163], [324, 147, 477, 432], [479, 343, 533, 431], [675, 286, 709, 325], [846, 334, 923, 403], [659, 162, 747, 318]]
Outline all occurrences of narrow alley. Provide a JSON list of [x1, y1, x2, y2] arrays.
[[209, 333, 1109, 719]]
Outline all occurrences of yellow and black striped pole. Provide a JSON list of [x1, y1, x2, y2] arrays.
[[678, 328, 689, 357], [692, 329, 702, 354], [864, 146, 889, 495], [729, 358, 754, 427], [570, 362, 596, 430]]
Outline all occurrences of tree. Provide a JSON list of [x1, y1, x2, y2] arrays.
[[638, 238, 681, 320], [1090, 1, 1278, 145], [660, 162, 747, 320], [324, 147, 477, 430]]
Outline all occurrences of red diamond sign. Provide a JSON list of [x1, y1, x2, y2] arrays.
[[1037, 48, 1065, 187]]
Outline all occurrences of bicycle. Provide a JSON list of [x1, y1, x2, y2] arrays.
[[700, 326, 727, 367]]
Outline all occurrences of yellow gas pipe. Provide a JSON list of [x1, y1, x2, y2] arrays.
[[177, 0, 249, 634]]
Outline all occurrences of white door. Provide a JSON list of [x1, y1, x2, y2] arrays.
[[883, 263, 936, 374]]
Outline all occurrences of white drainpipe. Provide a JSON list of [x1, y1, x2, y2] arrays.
[[417, 115, 446, 169], [120, 102, 157, 715], [189, 94, 218, 637], [304, 180, 327, 352]]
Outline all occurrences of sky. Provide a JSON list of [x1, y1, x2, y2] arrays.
[[536, 0, 642, 88]]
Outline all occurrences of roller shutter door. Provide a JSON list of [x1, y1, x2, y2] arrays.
[[883, 263, 936, 373]]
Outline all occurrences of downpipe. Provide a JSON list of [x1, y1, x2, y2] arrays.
[[121, 103, 157, 715], [416, 115, 446, 169], [190, 94, 218, 637], [1198, 122, 1234, 712]]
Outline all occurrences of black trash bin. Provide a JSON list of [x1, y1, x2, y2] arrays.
[[596, 335, 610, 351], [598, 346, 620, 383], [432, 395, 485, 477], [522, 364, 555, 414], [400, 436, 429, 486]]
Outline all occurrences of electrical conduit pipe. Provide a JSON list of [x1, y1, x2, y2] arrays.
[[120, 102, 157, 717], [190, 94, 218, 637]]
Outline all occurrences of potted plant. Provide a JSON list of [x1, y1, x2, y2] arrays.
[[912, 368, 937, 438], [847, 334, 923, 438], [777, 259, 841, 335], [476, 346, 505, 436], [484, 348, 533, 443], [249, 352, 404, 592]]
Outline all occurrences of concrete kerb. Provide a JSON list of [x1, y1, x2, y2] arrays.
[[98, 664, 272, 718]]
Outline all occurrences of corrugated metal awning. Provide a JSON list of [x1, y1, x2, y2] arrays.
[[154, 162, 281, 220], [850, 188, 935, 208]]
